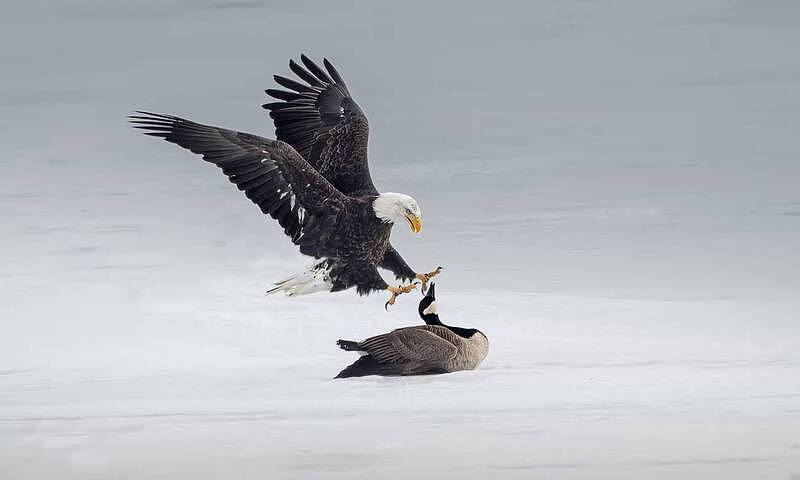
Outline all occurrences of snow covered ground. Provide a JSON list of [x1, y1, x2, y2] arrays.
[[2, 1, 799, 478]]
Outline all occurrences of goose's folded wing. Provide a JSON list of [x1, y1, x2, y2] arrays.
[[263, 55, 376, 196], [359, 327, 458, 364], [129, 112, 347, 249], [419, 325, 470, 346]]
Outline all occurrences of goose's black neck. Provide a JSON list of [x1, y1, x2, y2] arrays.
[[417, 283, 479, 339], [422, 312, 442, 326], [421, 313, 478, 339], [444, 325, 480, 339]]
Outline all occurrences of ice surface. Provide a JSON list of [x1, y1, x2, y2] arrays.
[[1, 1, 799, 479]]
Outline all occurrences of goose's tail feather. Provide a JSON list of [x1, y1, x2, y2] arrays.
[[336, 339, 362, 352]]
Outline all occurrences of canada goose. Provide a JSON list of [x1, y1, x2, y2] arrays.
[[335, 283, 488, 378]]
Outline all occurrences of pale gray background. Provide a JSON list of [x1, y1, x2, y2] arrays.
[[1, 1, 799, 479]]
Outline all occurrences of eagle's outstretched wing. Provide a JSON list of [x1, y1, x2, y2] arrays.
[[129, 111, 348, 257], [263, 55, 376, 197]]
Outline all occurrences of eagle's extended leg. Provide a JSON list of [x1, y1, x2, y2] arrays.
[[385, 283, 419, 310], [415, 266, 443, 293]]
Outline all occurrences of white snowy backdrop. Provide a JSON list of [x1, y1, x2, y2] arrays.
[[1, 1, 799, 478]]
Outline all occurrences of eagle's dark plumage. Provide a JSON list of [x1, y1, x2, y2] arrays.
[[130, 56, 434, 300], [264, 55, 377, 198]]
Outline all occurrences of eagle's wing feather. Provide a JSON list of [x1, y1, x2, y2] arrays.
[[129, 111, 347, 251], [263, 55, 376, 196]]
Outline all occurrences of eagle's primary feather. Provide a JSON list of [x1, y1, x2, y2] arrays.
[[264, 54, 376, 198]]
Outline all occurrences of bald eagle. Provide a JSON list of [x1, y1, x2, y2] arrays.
[[130, 55, 441, 307]]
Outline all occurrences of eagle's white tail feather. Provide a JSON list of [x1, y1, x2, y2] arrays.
[[266, 259, 333, 297]]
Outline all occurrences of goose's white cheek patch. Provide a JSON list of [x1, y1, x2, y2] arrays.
[[423, 301, 438, 315]]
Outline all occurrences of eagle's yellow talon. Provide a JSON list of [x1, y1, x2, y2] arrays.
[[385, 283, 419, 310], [415, 266, 443, 293]]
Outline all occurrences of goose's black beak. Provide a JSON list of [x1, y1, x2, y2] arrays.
[[426, 282, 436, 300]]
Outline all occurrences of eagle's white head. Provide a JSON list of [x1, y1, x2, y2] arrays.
[[373, 192, 422, 233]]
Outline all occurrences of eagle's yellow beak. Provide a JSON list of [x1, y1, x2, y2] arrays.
[[405, 213, 422, 234]]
